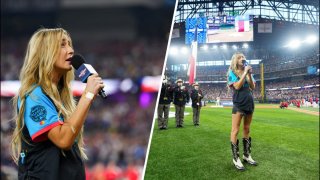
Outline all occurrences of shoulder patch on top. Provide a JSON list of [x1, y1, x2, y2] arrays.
[[30, 105, 47, 122]]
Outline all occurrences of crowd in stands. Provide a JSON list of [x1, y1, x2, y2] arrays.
[[1, 38, 166, 81], [198, 83, 261, 101], [169, 45, 318, 83], [260, 68, 307, 79], [173, 65, 260, 82], [265, 77, 319, 101], [166, 45, 319, 103], [265, 76, 318, 89], [266, 87, 318, 101], [165, 76, 318, 103], [196, 46, 270, 62], [262, 52, 318, 73]]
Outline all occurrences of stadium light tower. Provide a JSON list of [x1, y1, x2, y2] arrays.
[[243, 43, 249, 49], [170, 47, 178, 55], [181, 46, 189, 54], [306, 35, 318, 44], [288, 39, 301, 48], [232, 45, 237, 50], [202, 45, 208, 50], [222, 44, 227, 50], [212, 45, 218, 49]]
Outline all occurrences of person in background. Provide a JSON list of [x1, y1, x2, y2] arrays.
[[157, 76, 173, 130], [216, 96, 221, 106], [190, 83, 203, 126], [173, 79, 189, 128]]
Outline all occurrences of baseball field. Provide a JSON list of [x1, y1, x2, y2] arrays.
[[144, 104, 319, 180]]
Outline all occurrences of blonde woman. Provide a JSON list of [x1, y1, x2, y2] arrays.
[[11, 28, 104, 179], [227, 52, 258, 171]]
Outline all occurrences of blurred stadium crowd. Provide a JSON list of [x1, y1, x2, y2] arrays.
[[1, 39, 166, 81]]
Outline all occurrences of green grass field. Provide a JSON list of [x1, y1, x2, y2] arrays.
[[144, 105, 319, 180], [299, 106, 320, 112]]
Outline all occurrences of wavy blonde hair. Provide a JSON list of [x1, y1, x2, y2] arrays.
[[226, 52, 245, 89], [11, 28, 87, 164]]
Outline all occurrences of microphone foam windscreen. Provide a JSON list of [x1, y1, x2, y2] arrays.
[[71, 54, 86, 70]]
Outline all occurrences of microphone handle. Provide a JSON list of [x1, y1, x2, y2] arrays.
[[99, 89, 108, 98], [85, 73, 107, 99]]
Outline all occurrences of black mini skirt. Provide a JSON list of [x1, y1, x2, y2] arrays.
[[232, 86, 254, 115]]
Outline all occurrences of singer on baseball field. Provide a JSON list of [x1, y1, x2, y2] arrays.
[[227, 52, 258, 171]]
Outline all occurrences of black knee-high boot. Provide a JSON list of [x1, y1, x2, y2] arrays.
[[231, 140, 245, 170], [243, 137, 258, 166]]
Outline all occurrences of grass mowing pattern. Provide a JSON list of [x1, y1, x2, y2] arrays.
[[298, 106, 320, 112], [144, 106, 319, 180]]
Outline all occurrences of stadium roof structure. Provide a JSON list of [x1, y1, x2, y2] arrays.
[[175, 0, 319, 25]]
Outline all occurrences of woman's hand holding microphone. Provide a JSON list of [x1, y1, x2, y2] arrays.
[[244, 65, 253, 75], [84, 74, 105, 100]]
